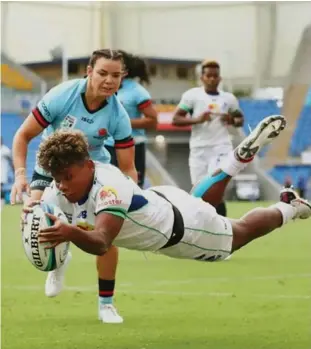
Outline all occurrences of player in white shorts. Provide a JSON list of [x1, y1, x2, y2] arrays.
[[173, 60, 244, 217], [25, 115, 311, 271]]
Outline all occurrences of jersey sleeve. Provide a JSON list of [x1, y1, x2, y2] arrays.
[[94, 176, 134, 219], [178, 90, 194, 114], [112, 98, 135, 149], [227, 94, 240, 112], [135, 85, 152, 111], [41, 182, 60, 206], [32, 85, 65, 128]]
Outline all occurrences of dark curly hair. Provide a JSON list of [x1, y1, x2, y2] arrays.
[[37, 130, 89, 175]]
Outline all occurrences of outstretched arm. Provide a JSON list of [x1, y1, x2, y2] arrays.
[[38, 212, 124, 256]]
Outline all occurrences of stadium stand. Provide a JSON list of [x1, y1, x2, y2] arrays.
[[1, 54, 46, 200], [1, 53, 45, 115], [239, 100, 311, 158], [269, 164, 311, 186], [1, 113, 41, 182], [289, 106, 311, 156]]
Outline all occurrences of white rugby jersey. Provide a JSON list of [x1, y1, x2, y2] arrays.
[[42, 162, 174, 252], [178, 87, 240, 148]]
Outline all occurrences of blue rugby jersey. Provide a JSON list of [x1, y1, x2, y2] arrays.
[[32, 78, 134, 175]]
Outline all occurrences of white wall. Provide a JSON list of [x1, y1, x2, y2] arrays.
[[2, 1, 311, 80], [148, 77, 194, 101], [2, 1, 100, 63], [114, 2, 256, 79], [272, 2, 311, 77]]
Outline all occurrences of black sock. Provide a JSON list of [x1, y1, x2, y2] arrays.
[[98, 279, 115, 304], [216, 201, 227, 217]]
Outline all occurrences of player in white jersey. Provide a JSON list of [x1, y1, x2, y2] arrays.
[[23, 115, 311, 287], [173, 60, 244, 218], [12, 49, 137, 323]]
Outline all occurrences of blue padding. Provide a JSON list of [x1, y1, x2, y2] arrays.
[[191, 171, 228, 198]]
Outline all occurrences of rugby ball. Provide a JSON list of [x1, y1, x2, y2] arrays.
[[22, 203, 70, 272]]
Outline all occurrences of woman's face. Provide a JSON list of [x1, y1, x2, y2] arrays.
[[87, 57, 124, 98]]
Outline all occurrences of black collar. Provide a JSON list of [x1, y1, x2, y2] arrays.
[[204, 90, 219, 96], [81, 93, 108, 114]]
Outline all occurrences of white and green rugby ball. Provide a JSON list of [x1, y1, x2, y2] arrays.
[[22, 203, 70, 272]]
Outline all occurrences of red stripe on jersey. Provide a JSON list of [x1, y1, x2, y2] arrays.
[[138, 99, 152, 110], [32, 107, 49, 128], [114, 138, 135, 149]]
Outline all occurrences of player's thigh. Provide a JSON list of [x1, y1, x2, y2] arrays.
[[207, 145, 233, 176], [159, 202, 233, 261], [134, 143, 146, 188], [189, 147, 212, 185], [29, 171, 53, 201]]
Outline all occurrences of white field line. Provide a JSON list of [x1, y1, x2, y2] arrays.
[[3, 272, 311, 301]]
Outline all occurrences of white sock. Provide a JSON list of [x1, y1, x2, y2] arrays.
[[269, 202, 297, 225], [220, 151, 249, 177]]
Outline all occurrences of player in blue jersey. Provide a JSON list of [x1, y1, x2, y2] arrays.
[[10, 49, 137, 323], [105, 50, 158, 188]]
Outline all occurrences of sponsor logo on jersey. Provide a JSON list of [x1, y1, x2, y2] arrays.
[[93, 128, 108, 140], [61, 115, 77, 129], [81, 117, 94, 124], [64, 212, 73, 224], [78, 210, 87, 219], [98, 186, 122, 207], [41, 101, 51, 118], [208, 103, 220, 112]]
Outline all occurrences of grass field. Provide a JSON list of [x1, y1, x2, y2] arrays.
[[2, 202, 311, 349]]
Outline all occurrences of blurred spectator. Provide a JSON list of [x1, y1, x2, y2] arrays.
[[1, 137, 14, 206], [105, 50, 158, 188], [284, 176, 292, 188], [297, 176, 306, 198]]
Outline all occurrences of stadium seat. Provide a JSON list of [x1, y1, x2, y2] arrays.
[[1, 113, 41, 183], [239, 99, 281, 157], [289, 106, 311, 156], [1, 64, 33, 90], [269, 164, 311, 188], [239, 100, 311, 158]]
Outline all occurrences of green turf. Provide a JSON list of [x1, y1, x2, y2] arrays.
[[2, 203, 311, 349]]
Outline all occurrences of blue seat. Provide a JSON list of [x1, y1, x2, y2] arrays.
[[239, 100, 281, 157], [1, 113, 41, 185], [289, 106, 311, 156], [269, 164, 311, 188]]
